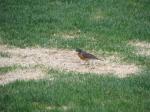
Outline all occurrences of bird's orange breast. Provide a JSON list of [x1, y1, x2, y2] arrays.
[[78, 53, 87, 60]]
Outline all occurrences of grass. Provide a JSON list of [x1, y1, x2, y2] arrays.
[[0, 0, 149, 67], [0, 0, 149, 49], [0, 52, 10, 58], [0, 69, 150, 112], [0, 0, 150, 111], [0, 66, 18, 74]]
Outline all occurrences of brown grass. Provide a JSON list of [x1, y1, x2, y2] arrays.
[[0, 68, 44, 85], [0, 45, 140, 84], [129, 41, 150, 56]]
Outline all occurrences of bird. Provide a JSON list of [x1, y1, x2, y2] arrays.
[[75, 48, 100, 61]]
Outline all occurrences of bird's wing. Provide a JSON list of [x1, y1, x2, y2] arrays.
[[81, 51, 98, 59]]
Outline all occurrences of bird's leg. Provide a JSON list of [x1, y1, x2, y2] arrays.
[[80, 61, 86, 65], [84, 60, 90, 68], [80, 60, 88, 65], [89, 60, 97, 69], [86, 60, 90, 65]]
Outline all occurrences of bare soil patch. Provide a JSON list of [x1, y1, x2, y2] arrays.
[[129, 41, 150, 56], [0, 45, 140, 84], [53, 30, 81, 39], [0, 68, 44, 85]]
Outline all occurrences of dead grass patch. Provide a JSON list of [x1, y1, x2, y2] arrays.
[[53, 30, 81, 39], [129, 41, 150, 56], [0, 68, 44, 85], [32, 102, 70, 111], [46, 105, 70, 111], [0, 44, 140, 85]]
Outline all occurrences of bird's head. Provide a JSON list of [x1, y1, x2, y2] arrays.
[[75, 48, 82, 53]]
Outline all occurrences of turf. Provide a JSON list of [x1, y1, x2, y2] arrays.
[[0, 0, 149, 49], [0, 0, 149, 66], [0, 70, 150, 112]]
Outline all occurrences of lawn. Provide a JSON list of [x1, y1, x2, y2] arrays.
[[0, 70, 150, 112], [0, 0, 150, 112]]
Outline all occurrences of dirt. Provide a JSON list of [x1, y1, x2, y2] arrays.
[[0, 45, 140, 84], [0, 68, 44, 85], [129, 41, 150, 56], [53, 30, 81, 39]]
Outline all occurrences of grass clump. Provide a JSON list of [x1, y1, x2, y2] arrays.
[[0, 52, 10, 58], [0, 66, 18, 74]]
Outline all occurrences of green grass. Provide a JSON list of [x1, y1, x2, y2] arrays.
[[0, 69, 150, 112], [0, 0, 150, 111], [0, 66, 18, 74], [0, 52, 11, 58], [0, 0, 149, 66], [0, 0, 149, 49]]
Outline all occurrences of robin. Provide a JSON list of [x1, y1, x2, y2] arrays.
[[75, 48, 100, 61]]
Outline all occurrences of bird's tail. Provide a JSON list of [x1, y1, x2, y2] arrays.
[[97, 57, 104, 61]]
